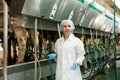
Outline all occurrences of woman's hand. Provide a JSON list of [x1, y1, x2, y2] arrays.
[[47, 53, 57, 60], [71, 62, 78, 70]]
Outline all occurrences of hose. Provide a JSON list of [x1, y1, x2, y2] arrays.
[[28, 51, 54, 80], [41, 52, 54, 80], [33, 55, 42, 80], [47, 58, 54, 80], [26, 51, 42, 80]]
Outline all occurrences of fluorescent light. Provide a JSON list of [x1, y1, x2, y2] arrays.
[[112, 0, 120, 9], [0, 42, 3, 51], [118, 23, 120, 28], [86, 0, 93, 3], [0, 46, 3, 51], [93, 1, 105, 12]]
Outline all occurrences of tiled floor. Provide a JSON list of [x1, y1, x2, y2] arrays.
[[42, 67, 120, 80], [87, 67, 120, 80]]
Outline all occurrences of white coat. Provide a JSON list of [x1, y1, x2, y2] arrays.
[[54, 34, 85, 80]]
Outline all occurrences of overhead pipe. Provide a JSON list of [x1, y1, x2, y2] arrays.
[[2, 0, 8, 80]]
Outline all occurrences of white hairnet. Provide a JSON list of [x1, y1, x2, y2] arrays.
[[60, 20, 75, 31]]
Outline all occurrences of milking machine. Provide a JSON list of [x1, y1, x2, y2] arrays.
[[0, 0, 119, 80], [81, 28, 92, 79], [100, 33, 111, 69], [82, 28, 114, 79]]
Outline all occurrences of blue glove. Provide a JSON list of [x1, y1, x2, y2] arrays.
[[47, 53, 57, 60], [71, 62, 78, 70]]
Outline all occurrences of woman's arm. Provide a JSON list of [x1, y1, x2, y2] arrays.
[[75, 39, 85, 65]]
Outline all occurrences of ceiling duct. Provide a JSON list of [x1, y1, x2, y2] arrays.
[[8, 0, 25, 15], [80, 1, 103, 28], [53, 0, 87, 25], [22, 0, 61, 19], [5, 0, 120, 33], [21, 0, 89, 25]]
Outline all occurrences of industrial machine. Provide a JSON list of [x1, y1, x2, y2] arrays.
[[0, 0, 120, 80]]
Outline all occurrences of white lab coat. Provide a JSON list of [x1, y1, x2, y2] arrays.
[[54, 34, 85, 80]]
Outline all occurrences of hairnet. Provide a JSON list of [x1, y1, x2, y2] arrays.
[[60, 20, 75, 31]]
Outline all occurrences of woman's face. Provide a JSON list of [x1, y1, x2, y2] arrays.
[[62, 21, 72, 36]]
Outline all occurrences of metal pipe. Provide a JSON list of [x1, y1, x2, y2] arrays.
[[113, 0, 117, 80], [34, 18, 38, 80], [2, 0, 8, 80], [57, 23, 61, 38]]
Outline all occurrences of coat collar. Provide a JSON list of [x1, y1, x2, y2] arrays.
[[61, 33, 74, 41]]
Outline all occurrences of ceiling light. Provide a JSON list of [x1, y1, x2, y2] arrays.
[[112, 0, 120, 9]]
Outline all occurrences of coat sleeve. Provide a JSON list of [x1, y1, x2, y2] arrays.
[[54, 39, 58, 54], [54, 39, 59, 62], [54, 39, 61, 56], [75, 39, 85, 65]]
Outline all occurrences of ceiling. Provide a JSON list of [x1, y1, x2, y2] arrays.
[[95, 0, 120, 18], [0, 0, 120, 19]]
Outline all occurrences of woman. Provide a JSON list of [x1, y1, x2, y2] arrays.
[[48, 20, 85, 80]]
